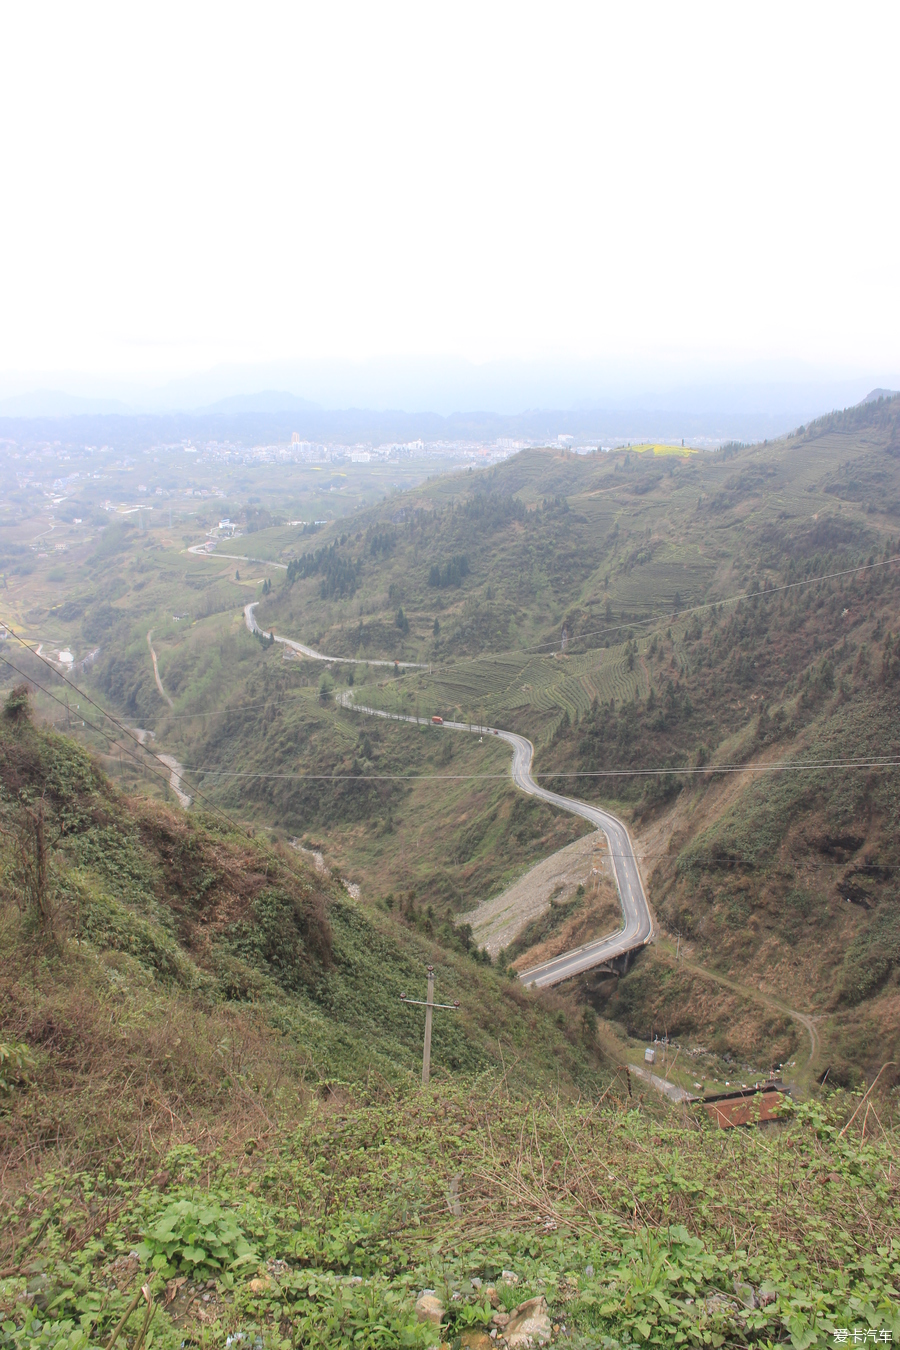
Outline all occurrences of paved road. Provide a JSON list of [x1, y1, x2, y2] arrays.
[[186, 543, 427, 667], [187, 542, 288, 568], [244, 602, 427, 669], [186, 542, 654, 984], [343, 696, 654, 988]]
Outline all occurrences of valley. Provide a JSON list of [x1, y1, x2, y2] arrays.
[[2, 397, 900, 1347]]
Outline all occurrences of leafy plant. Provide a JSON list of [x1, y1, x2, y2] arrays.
[[136, 1197, 257, 1280], [0, 1042, 35, 1094]]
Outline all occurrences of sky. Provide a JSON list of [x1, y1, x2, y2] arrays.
[[1, 2, 898, 407]]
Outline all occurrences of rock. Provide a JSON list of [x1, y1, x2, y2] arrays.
[[25, 1275, 52, 1311], [501, 1270, 519, 1284], [491, 1311, 510, 1327], [732, 1278, 758, 1310], [486, 1285, 500, 1308], [505, 1296, 552, 1348], [415, 1293, 445, 1326], [460, 1333, 494, 1350], [704, 1292, 738, 1315], [247, 1276, 275, 1294]]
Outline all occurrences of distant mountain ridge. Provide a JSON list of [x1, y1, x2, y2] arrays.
[[1, 380, 897, 443], [0, 389, 132, 417], [198, 389, 321, 415]]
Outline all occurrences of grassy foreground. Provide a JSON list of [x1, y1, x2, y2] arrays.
[[0, 1084, 898, 1350]]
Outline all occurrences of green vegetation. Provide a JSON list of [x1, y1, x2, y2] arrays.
[[5, 403, 900, 1345], [4, 402, 900, 1083], [0, 703, 897, 1346]]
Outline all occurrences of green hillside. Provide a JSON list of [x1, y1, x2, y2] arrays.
[[3, 397, 900, 1089], [2, 695, 899, 1349], [149, 395, 900, 1085]]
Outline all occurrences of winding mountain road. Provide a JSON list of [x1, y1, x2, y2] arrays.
[[244, 601, 426, 668], [185, 542, 653, 986], [341, 697, 654, 988]]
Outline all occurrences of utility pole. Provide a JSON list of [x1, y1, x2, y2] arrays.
[[400, 965, 460, 1085]]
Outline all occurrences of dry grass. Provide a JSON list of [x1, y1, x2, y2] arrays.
[[0, 904, 313, 1207]]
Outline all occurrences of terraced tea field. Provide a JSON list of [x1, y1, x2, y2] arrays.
[[359, 633, 657, 743]]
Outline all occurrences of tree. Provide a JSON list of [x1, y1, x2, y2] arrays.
[[433, 617, 440, 636], [396, 607, 409, 635]]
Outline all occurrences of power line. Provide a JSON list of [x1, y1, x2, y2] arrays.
[[3, 669, 886, 879], [236, 550, 900, 685], [413, 551, 900, 676], [177, 756, 900, 781], [0, 642, 319, 890], [3, 650, 891, 900], [0, 619, 180, 764], [0, 651, 183, 801]]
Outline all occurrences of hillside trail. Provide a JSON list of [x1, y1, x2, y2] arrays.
[[146, 630, 174, 709], [131, 728, 192, 810], [656, 940, 825, 1083]]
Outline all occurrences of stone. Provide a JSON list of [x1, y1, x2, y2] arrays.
[[415, 1293, 445, 1326], [501, 1270, 519, 1284], [704, 1292, 738, 1315], [247, 1276, 275, 1294], [505, 1296, 553, 1348], [732, 1278, 758, 1310], [485, 1285, 500, 1308], [491, 1311, 510, 1327], [460, 1333, 494, 1350]]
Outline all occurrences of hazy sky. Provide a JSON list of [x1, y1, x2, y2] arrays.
[[1, 2, 898, 388]]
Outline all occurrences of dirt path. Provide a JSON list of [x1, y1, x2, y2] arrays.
[[627, 1062, 694, 1103], [661, 944, 825, 1079], [133, 728, 192, 809], [187, 542, 288, 568], [146, 630, 174, 709]]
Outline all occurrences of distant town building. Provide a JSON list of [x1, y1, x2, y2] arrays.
[[557, 434, 575, 449], [292, 432, 300, 446]]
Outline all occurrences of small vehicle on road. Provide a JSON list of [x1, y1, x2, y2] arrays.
[[431, 715, 444, 725]]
